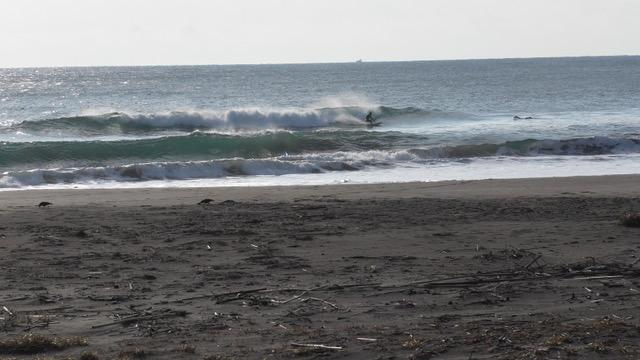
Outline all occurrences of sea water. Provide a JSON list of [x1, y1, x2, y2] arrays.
[[1, 56, 639, 189]]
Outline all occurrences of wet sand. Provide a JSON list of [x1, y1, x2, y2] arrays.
[[1, 175, 640, 359]]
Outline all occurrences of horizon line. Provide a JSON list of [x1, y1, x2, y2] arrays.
[[1, 54, 638, 70]]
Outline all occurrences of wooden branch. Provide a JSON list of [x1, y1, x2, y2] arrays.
[[162, 267, 640, 307], [273, 291, 309, 305], [524, 254, 543, 269], [301, 297, 340, 309], [91, 309, 187, 329], [171, 287, 268, 303], [290, 343, 342, 350]]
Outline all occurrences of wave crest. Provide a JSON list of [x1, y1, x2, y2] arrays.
[[2, 133, 639, 168], [2, 136, 640, 188], [4, 106, 469, 136]]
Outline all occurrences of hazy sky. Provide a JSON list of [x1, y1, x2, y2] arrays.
[[1, 0, 639, 67]]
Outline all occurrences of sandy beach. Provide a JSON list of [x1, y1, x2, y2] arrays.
[[2, 175, 640, 359]]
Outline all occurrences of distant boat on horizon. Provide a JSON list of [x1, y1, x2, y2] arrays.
[[355, 59, 363, 63]]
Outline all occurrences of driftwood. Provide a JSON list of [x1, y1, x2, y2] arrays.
[[524, 254, 543, 269], [88, 295, 130, 302], [15, 305, 73, 314], [2, 296, 29, 302], [300, 297, 340, 309], [162, 263, 640, 306], [91, 309, 187, 329], [273, 291, 309, 305], [290, 343, 342, 350], [171, 287, 268, 303], [356, 337, 378, 342]]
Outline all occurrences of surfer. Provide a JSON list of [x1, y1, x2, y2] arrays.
[[365, 111, 375, 124]]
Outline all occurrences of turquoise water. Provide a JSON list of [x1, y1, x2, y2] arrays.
[[1, 57, 640, 188]]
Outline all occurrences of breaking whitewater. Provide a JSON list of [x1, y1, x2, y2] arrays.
[[2, 106, 640, 189]]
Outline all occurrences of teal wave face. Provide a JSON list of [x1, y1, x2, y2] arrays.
[[3, 106, 472, 138], [0, 132, 321, 167], [0, 131, 429, 168], [2, 132, 639, 170]]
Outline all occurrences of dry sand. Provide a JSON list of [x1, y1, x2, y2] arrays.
[[1, 175, 640, 359]]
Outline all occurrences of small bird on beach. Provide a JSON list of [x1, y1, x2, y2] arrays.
[[38, 201, 52, 207], [198, 198, 214, 205]]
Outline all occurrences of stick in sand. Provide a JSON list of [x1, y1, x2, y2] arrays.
[[290, 343, 342, 350]]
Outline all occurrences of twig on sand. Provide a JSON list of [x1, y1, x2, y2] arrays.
[[273, 291, 309, 305], [164, 266, 640, 305], [290, 343, 343, 350], [357, 337, 378, 342], [524, 254, 543, 270], [301, 297, 340, 309], [91, 309, 187, 329], [171, 288, 268, 303], [88, 295, 130, 302], [569, 275, 624, 281], [2, 296, 29, 302], [16, 305, 73, 314]]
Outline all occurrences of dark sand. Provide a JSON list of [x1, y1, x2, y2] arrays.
[[1, 175, 640, 359]]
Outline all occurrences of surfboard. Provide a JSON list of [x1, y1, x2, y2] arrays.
[[366, 122, 382, 127]]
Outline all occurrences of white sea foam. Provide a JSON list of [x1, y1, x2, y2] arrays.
[[84, 108, 365, 129], [4, 137, 640, 188]]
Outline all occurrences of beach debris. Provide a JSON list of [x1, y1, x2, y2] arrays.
[[173, 287, 269, 304], [270, 322, 288, 330], [36, 294, 57, 304], [620, 212, 640, 227], [524, 254, 543, 270], [87, 295, 130, 302], [198, 198, 214, 205], [75, 229, 90, 238], [356, 337, 378, 342], [393, 299, 417, 309], [91, 308, 187, 329], [290, 343, 342, 351], [175, 344, 196, 354], [274, 291, 309, 305], [0, 334, 87, 354], [2, 296, 29, 302], [300, 297, 341, 309], [163, 259, 640, 309], [37, 202, 52, 207], [402, 334, 425, 349]]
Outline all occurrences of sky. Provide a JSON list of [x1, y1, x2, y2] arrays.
[[1, 0, 639, 68]]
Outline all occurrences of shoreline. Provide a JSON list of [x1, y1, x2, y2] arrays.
[[2, 174, 640, 207], [1, 173, 640, 358]]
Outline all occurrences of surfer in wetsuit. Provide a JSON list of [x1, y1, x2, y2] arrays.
[[365, 111, 375, 124]]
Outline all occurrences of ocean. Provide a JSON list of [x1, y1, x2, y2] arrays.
[[1, 56, 640, 189]]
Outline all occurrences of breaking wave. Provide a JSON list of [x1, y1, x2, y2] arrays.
[[2, 136, 640, 188], [408, 137, 640, 158], [0, 131, 426, 167], [4, 106, 456, 136], [2, 134, 639, 168]]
